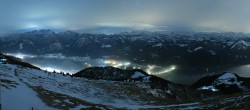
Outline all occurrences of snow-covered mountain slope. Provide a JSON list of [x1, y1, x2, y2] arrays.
[[73, 66, 200, 100], [1, 53, 250, 109], [230, 40, 250, 50], [0, 53, 200, 109], [0, 64, 54, 110], [2, 64, 250, 109], [0, 64, 172, 109], [192, 72, 250, 94]]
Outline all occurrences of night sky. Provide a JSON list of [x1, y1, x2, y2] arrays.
[[0, 0, 250, 34]]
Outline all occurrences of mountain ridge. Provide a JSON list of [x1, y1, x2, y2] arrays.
[[2, 30, 250, 66], [192, 72, 250, 94], [2, 52, 250, 109]]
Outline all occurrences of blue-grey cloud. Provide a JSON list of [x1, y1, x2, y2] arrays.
[[0, 0, 250, 34]]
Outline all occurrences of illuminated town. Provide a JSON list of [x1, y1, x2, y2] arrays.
[[5, 53, 176, 75]]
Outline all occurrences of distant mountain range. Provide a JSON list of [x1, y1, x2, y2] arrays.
[[1, 30, 250, 66]]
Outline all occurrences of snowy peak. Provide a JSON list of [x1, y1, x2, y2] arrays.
[[231, 40, 250, 50], [217, 73, 238, 81], [213, 73, 243, 86], [193, 72, 250, 94]]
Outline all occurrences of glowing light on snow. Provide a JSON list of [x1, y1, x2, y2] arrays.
[[40, 67, 61, 73], [124, 62, 131, 66], [25, 23, 40, 29], [104, 60, 111, 64], [199, 86, 219, 92], [104, 60, 117, 65], [103, 60, 131, 68], [5, 53, 35, 59], [16, 54, 25, 59], [84, 62, 92, 67], [88, 64, 92, 67]]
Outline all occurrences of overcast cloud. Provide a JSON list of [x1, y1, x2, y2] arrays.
[[0, 0, 250, 34]]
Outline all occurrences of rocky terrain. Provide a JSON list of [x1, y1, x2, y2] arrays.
[[1, 30, 250, 109], [1, 30, 250, 66], [0, 53, 250, 109]]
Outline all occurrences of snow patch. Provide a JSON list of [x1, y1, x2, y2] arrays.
[[179, 44, 188, 47], [102, 44, 112, 48], [214, 73, 243, 86], [131, 72, 145, 78], [218, 73, 237, 80], [231, 40, 250, 50], [198, 85, 219, 92], [148, 89, 164, 97], [193, 47, 204, 51], [143, 76, 151, 81], [70, 105, 91, 110], [152, 43, 163, 47], [208, 50, 216, 55], [19, 43, 23, 49]]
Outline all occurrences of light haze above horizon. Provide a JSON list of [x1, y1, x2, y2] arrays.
[[1, 0, 250, 34]]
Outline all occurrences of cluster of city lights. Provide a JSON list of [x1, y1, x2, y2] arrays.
[[102, 60, 176, 75], [4, 53, 177, 75], [103, 60, 131, 68], [146, 65, 176, 75]]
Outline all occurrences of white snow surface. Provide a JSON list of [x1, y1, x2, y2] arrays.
[[19, 43, 23, 49], [102, 44, 112, 48], [215, 73, 243, 85], [131, 72, 145, 78], [152, 43, 163, 47], [0, 64, 55, 110], [193, 47, 204, 51], [0, 64, 170, 109], [218, 73, 237, 80], [231, 40, 250, 50], [199, 73, 244, 92]]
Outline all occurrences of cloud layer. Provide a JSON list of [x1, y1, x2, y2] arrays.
[[0, 0, 250, 34]]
